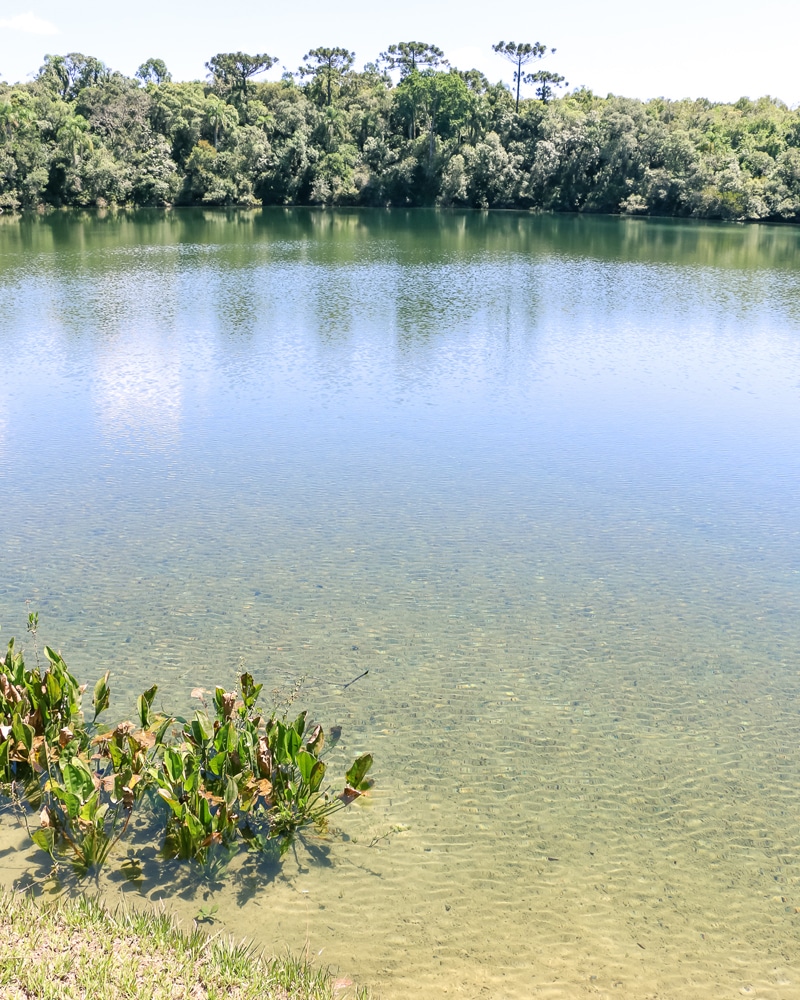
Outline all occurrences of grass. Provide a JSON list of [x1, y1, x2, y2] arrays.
[[0, 890, 367, 1000]]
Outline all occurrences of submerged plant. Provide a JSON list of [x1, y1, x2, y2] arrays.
[[0, 618, 373, 879]]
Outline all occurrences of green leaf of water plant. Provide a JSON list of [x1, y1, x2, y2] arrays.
[[59, 788, 82, 818], [153, 715, 174, 746], [194, 711, 214, 740], [296, 749, 316, 785], [292, 711, 307, 737], [163, 748, 184, 784], [280, 724, 301, 764], [137, 684, 158, 729], [213, 687, 227, 718], [198, 795, 212, 827], [157, 789, 183, 817], [214, 721, 238, 754], [192, 710, 213, 743], [43, 646, 66, 671], [92, 671, 111, 722], [309, 759, 325, 793], [62, 758, 96, 802], [224, 775, 238, 809], [184, 809, 205, 840], [345, 753, 373, 790], [240, 672, 262, 709], [79, 792, 103, 822], [12, 716, 33, 752], [108, 741, 123, 769], [45, 670, 62, 706], [31, 827, 55, 855]]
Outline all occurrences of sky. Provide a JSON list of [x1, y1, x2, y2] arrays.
[[0, 0, 798, 106]]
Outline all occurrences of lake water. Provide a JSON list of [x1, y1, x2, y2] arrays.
[[1, 208, 800, 998]]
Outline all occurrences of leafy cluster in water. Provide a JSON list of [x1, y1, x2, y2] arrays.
[[0, 614, 373, 879]]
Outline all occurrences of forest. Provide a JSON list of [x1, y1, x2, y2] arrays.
[[1, 44, 799, 221]]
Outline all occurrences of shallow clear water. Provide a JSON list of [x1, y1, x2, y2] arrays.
[[2, 208, 800, 998]]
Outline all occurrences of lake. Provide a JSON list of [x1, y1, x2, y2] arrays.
[[1, 208, 800, 998]]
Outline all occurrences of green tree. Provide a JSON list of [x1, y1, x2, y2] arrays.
[[206, 52, 278, 106], [492, 41, 553, 111], [379, 42, 448, 79], [203, 95, 239, 148], [456, 68, 491, 94], [298, 47, 355, 106], [0, 94, 35, 141], [526, 70, 567, 104], [37, 53, 112, 101], [136, 58, 171, 86], [395, 69, 471, 167], [57, 113, 93, 166]]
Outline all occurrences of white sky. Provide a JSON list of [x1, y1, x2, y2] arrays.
[[0, 0, 797, 105]]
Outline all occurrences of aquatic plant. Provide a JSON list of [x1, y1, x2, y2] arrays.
[[0, 615, 373, 878]]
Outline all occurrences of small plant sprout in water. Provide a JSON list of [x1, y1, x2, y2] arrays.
[[0, 617, 375, 881], [194, 902, 219, 924]]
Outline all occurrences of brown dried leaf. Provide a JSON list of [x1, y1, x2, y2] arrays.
[[198, 789, 224, 806], [256, 736, 272, 778], [131, 729, 156, 750], [91, 730, 116, 745], [99, 774, 116, 793], [306, 723, 324, 755], [221, 691, 237, 720], [0, 674, 23, 705]]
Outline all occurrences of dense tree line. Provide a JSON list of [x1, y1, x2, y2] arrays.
[[1, 46, 799, 221]]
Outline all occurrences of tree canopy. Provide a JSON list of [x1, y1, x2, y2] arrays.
[[379, 42, 448, 78], [136, 58, 171, 86], [205, 52, 278, 105], [492, 41, 553, 111], [37, 53, 113, 101], [0, 41, 798, 223], [298, 47, 355, 106]]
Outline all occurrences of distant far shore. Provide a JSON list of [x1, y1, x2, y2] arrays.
[[2, 50, 799, 223]]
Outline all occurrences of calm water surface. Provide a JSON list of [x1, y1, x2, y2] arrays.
[[1, 209, 800, 998]]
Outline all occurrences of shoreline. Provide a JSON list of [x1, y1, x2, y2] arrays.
[[0, 888, 366, 999]]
